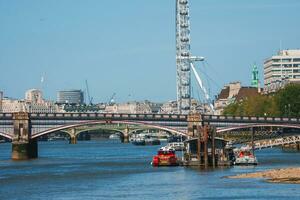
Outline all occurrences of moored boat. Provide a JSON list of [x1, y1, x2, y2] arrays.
[[167, 135, 186, 143], [234, 147, 258, 165], [152, 147, 179, 167], [48, 136, 67, 141], [166, 142, 185, 151], [145, 137, 161, 145], [132, 137, 146, 145], [109, 134, 120, 140]]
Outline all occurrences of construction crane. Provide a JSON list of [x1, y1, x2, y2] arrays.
[[85, 80, 93, 105]]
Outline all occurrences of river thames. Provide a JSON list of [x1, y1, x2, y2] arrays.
[[1, 140, 300, 200]]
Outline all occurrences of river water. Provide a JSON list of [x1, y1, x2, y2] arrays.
[[1, 140, 300, 200]]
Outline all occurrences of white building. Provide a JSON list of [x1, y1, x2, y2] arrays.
[[25, 101, 58, 113], [105, 101, 160, 114], [160, 101, 178, 114], [1, 98, 26, 113], [0, 89, 59, 113], [1, 98, 58, 113], [264, 49, 300, 93], [25, 89, 43, 104], [160, 99, 209, 114]]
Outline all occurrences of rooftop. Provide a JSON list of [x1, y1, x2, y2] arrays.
[[278, 49, 300, 56]]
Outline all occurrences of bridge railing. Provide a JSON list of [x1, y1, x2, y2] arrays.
[[1, 112, 300, 124], [203, 115, 300, 124], [29, 113, 188, 121], [253, 135, 300, 150]]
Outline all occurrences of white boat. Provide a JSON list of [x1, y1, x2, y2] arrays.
[[132, 137, 146, 145], [234, 147, 258, 165], [166, 142, 185, 151], [145, 137, 161, 145], [48, 136, 67, 141], [109, 134, 120, 140]]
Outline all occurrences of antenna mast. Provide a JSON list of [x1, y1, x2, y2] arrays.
[[85, 80, 93, 105]]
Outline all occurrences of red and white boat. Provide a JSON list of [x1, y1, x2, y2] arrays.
[[151, 147, 179, 167], [234, 146, 258, 165]]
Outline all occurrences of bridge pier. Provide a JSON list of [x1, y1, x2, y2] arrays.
[[70, 136, 77, 144], [11, 112, 38, 160], [12, 138, 38, 160], [67, 128, 78, 144], [121, 126, 130, 143]]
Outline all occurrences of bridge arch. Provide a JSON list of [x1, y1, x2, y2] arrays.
[[217, 123, 300, 133], [0, 132, 13, 140], [76, 128, 125, 137], [60, 127, 126, 138], [31, 120, 188, 139]]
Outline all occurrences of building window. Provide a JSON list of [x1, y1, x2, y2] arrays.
[[282, 59, 292, 62], [283, 64, 292, 68], [272, 69, 281, 72], [293, 58, 300, 62]]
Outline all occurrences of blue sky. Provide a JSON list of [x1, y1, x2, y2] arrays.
[[1, 0, 300, 103]]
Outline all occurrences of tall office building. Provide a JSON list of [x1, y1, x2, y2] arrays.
[[264, 50, 300, 93], [57, 90, 84, 104]]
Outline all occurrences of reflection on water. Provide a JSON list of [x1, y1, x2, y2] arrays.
[[1, 140, 300, 200]]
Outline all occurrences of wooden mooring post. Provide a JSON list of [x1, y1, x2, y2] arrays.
[[211, 126, 216, 168], [251, 127, 255, 156], [203, 125, 209, 168], [197, 127, 202, 165]]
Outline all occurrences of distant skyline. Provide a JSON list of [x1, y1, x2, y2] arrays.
[[1, 0, 300, 103]]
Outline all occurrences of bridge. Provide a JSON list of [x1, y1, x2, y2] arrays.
[[0, 112, 300, 160], [241, 135, 300, 150]]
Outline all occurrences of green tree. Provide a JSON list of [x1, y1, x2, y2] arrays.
[[228, 95, 276, 116], [275, 84, 300, 117]]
